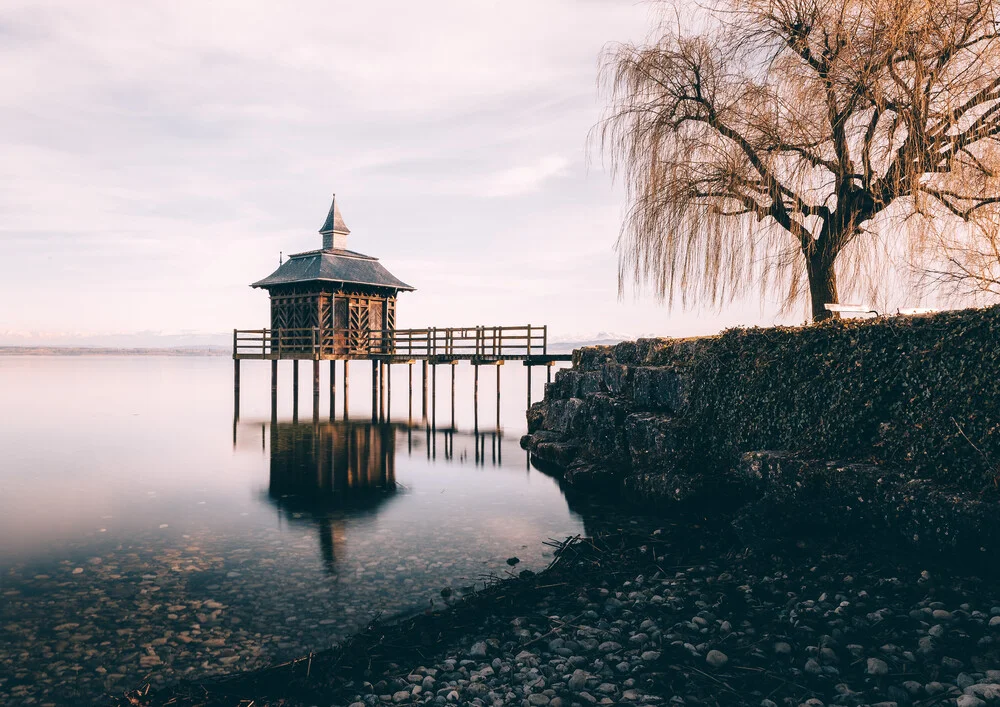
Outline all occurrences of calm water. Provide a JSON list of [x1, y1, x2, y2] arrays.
[[0, 355, 587, 706]]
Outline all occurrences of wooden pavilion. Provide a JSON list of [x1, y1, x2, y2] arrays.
[[250, 195, 414, 357], [232, 191, 570, 427]]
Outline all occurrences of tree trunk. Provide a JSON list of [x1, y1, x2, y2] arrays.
[[807, 250, 839, 322]]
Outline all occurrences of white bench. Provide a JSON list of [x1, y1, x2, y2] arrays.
[[823, 303, 880, 317]]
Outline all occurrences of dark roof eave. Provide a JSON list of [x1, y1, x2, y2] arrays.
[[251, 277, 415, 291]]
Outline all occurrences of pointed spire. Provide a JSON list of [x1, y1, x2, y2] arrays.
[[319, 193, 350, 235]]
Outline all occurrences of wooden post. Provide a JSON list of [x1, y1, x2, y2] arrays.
[[450, 362, 456, 429], [386, 362, 392, 421], [292, 360, 300, 422], [329, 360, 336, 421], [233, 358, 241, 420], [343, 360, 350, 419], [371, 360, 378, 424], [431, 363, 437, 430], [526, 363, 532, 411], [422, 360, 429, 422], [408, 362, 414, 424], [547, 363, 552, 385], [473, 364, 479, 432], [496, 362, 502, 430], [270, 359, 278, 423], [312, 359, 320, 422]]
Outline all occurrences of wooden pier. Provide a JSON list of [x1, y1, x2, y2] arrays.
[[232, 324, 570, 428]]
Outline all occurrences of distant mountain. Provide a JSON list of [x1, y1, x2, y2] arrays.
[[547, 331, 668, 352], [0, 330, 232, 348]]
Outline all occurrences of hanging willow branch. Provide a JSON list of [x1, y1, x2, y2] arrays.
[[597, 0, 1000, 320]]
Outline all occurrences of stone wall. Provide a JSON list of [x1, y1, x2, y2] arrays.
[[522, 306, 1000, 554]]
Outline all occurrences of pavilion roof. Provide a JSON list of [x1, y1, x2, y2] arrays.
[[251, 248, 414, 291]]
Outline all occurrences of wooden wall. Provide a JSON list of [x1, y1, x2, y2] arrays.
[[268, 285, 397, 355]]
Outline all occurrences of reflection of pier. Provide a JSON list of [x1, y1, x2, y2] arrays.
[[264, 420, 398, 573], [236, 417, 595, 573]]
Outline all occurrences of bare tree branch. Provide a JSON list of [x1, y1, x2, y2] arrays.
[[597, 0, 1000, 320]]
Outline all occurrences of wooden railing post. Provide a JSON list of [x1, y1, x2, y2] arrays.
[[277, 329, 283, 359], [543, 325, 548, 354], [232, 329, 238, 358], [312, 327, 318, 358], [261, 329, 266, 358], [527, 324, 532, 358]]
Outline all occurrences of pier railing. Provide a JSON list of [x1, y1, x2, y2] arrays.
[[233, 325, 551, 360]]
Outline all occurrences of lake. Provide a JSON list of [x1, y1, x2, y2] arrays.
[[0, 355, 588, 706]]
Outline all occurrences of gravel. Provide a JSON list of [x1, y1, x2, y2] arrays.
[[116, 512, 1000, 707]]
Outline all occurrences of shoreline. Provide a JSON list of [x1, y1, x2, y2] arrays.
[[114, 502, 1000, 707]]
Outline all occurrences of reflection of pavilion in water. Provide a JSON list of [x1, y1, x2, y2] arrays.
[[266, 421, 398, 573], [241, 419, 593, 573]]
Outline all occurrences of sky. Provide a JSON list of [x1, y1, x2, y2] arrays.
[[0, 0, 794, 346]]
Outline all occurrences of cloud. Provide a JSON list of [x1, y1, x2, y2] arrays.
[[483, 156, 571, 198], [0, 0, 788, 340]]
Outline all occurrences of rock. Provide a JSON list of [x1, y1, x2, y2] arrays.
[[528, 695, 550, 706], [966, 684, 1000, 701], [706, 650, 728, 668], [468, 642, 488, 658], [392, 690, 411, 703], [866, 658, 889, 676], [774, 642, 792, 655], [990, 616, 1000, 628], [942, 656, 964, 671], [567, 669, 589, 691], [640, 651, 660, 662], [958, 696, 986, 707]]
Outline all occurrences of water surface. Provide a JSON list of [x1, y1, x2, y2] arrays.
[[0, 356, 584, 706]]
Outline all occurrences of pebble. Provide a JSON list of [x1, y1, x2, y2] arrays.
[[468, 641, 488, 658], [867, 658, 890, 676], [706, 650, 728, 668]]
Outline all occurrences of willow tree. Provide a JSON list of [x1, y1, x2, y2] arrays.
[[599, 0, 1000, 320]]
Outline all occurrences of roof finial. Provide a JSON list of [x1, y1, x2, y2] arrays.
[[319, 193, 350, 250]]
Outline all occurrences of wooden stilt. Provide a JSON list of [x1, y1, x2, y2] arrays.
[[312, 359, 320, 421], [431, 363, 437, 430], [547, 363, 552, 385], [233, 359, 241, 420], [371, 360, 378, 423], [526, 364, 532, 411], [329, 360, 336, 421], [386, 362, 392, 421], [270, 359, 278, 423], [292, 360, 300, 422], [450, 363, 456, 429], [496, 362, 502, 430], [343, 360, 350, 419], [378, 361, 385, 422], [408, 362, 413, 424], [422, 361, 428, 422], [473, 364, 479, 432]]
